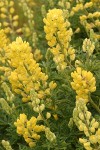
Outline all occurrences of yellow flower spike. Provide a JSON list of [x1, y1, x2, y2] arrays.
[[73, 100, 100, 149], [14, 114, 45, 147], [0, 98, 12, 114], [91, 0, 100, 7], [44, 8, 74, 71], [84, 2, 93, 9], [0, 29, 9, 49], [82, 38, 95, 56], [71, 67, 96, 102], [6, 37, 48, 102], [2, 140, 13, 150]]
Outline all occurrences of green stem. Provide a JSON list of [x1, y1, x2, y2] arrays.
[[89, 94, 100, 114]]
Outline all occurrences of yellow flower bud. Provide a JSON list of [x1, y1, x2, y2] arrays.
[[79, 138, 87, 143], [90, 127, 95, 133], [9, 1, 14, 6], [92, 122, 99, 128], [0, 13, 6, 18], [32, 133, 40, 140], [29, 142, 36, 147], [3, 22, 9, 27], [13, 15, 19, 20], [89, 135, 97, 144], [49, 81, 57, 90], [13, 21, 18, 27], [10, 8, 15, 14], [53, 114, 58, 120], [1, 7, 7, 13], [46, 112, 51, 119]]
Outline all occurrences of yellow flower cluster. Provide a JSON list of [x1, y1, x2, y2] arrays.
[[82, 38, 95, 56], [14, 114, 45, 147], [45, 127, 56, 142], [0, 29, 9, 49], [73, 100, 100, 150], [70, 2, 94, 17], [43, 8, 75, 71], [70, 3, 84, 16], [1, 82, 14, 102], [30, 89, 45, 113], [80, 12, 100, 33], [30, 81, 57, 113], [0, 0, 21, 34], [6, 37, 48, 102], [71, 67, 96, 102], [0, 98, 12, 114], [2, 140, 13, 150], [0, 29, 10, 82], [91, 0, 100, 7]]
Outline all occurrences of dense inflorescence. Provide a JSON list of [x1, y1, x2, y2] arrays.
[[43, 8, 75, 71], [73, 99, 100, 150], [71, 67, 96, 102]]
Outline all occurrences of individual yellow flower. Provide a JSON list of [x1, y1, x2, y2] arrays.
[[9, 1, 14, 7], [9, 7, 15, 14], [71, 67, 96, 102], [0, 7, 7, 13], [49, 81, 57, 90], [12, 21, 18, 27], [67, 47, 75, 61]]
